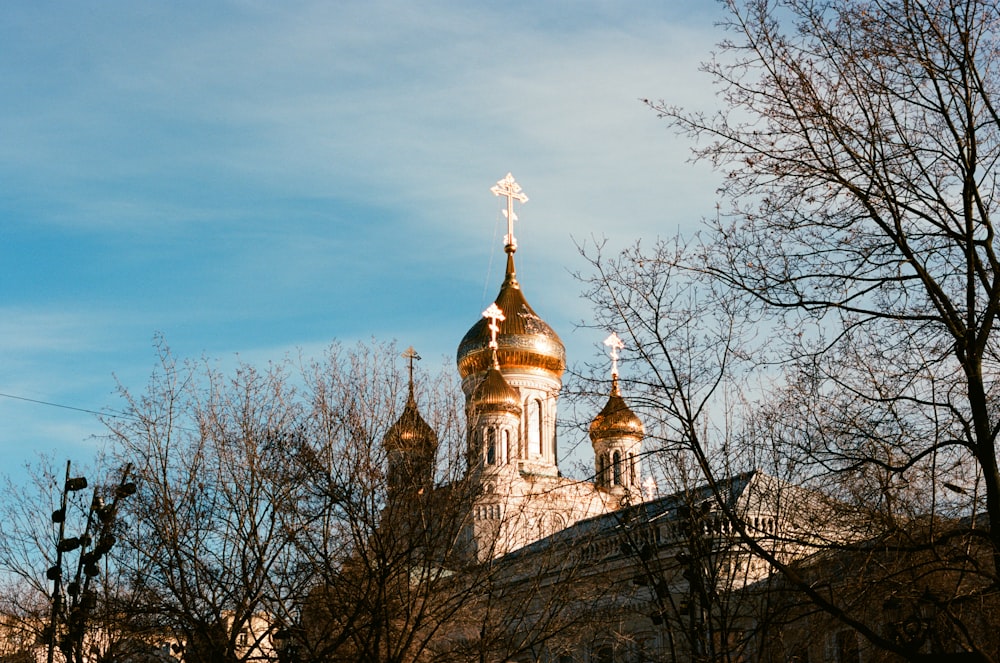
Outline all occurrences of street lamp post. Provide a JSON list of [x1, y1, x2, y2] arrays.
[[44, 462, 135, 663]]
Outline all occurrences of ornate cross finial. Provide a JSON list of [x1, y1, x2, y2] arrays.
[[402, 346, 421, 388], [483, 303, 505, 350], [490, 172, 528, 252], [603, 332, 625, 378]]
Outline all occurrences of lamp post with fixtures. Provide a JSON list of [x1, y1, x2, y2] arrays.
[[45, 462, 135, 663]]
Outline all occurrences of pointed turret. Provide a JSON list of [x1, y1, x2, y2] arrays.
[[467, 304, 522, 472], [384, 347, 438, 499], [590, 333, 644, 500], [471, 355, 522, 414]]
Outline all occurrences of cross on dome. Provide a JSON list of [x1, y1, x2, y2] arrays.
[[490, 172, 528, 253], [603, 332, 625, 378], [402, 346, 421, 387], [483, 303, 505, 350]]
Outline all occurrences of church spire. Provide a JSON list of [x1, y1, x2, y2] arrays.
[[457, 172, 564, 382], [471, 305, 521, 412]]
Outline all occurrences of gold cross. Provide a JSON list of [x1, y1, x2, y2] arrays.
[[603, 332, 625, 378], [402, 346, 421, 385], [483, 303, 506, 350], [490, 172, 528, 251]]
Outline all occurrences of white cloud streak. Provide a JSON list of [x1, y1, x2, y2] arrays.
[[0, 0, 727, 472]]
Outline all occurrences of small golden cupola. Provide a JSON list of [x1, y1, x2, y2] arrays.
[[590, 375, 645, 440], [384, 347, 438, 498], [468, 304, 522, 471], [590, 333, 644, 498], [457, 173, 565, 478], [471, 367, 522, 411], [471, 327, 522, 414]]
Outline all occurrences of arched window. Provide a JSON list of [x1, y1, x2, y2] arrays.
[[597, 454, 606, 486], [613, 451, 622, 486], [501, 429, 510, 464], [526, 399, 543, 456], [628, 452, 636, 485], [486, 428, 496, 465], [536, 401, 545, 455]]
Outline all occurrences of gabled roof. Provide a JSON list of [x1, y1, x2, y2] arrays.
[[495, 470, 827, 566]]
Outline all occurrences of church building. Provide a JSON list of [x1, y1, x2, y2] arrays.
[[387, 172, 646, 563], [375, 174, 908, 663]]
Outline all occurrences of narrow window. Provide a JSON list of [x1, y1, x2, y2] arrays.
[[613, 451, 622, 486], [536, 400, 544, 456], [527, 399, 542, 456], [502, 429, 510, 464], [486, 428, 496, 465], [629, 452, 636, 485]]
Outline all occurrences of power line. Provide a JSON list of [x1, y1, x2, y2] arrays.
[[0, 392, 134, 421]]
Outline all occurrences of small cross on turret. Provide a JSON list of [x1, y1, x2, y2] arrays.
[[483, 303, 505, 351], [402, 346, 421, 389], [603, 332, 624, 379]]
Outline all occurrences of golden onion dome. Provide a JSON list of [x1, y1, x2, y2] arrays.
[[457, 252, 566, 380], [384, 388, 438, 455], [589, 376, 644, 441], [471, 359, 522, 412]]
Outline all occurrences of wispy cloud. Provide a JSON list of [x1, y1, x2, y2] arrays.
[[0, 0, 727, 474]]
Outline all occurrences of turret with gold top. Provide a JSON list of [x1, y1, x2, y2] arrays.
[[467, 304, 522, 473], [458, 173, 564, 477], [590, 333, 644, 499], [384, 347, 438, 499]]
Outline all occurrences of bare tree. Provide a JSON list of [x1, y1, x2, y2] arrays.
[[105, 339, 312, 663], [103, 339, 606, 663], [653, 0, 1000, 550], [579, 0, 1000, 659], [0, 459, 67, 656], [0, 458, 145, 663], [270, 341, 477, 663], [285, 344, 614, 663]]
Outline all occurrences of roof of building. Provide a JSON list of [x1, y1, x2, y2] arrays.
[[495, 471, 787, 564], [471, 361, 522, 412]]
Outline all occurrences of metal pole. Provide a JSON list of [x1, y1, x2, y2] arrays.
[[46, 460, 71, 663]]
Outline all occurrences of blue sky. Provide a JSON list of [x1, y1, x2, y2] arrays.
[[0, 1, 723, 477]]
